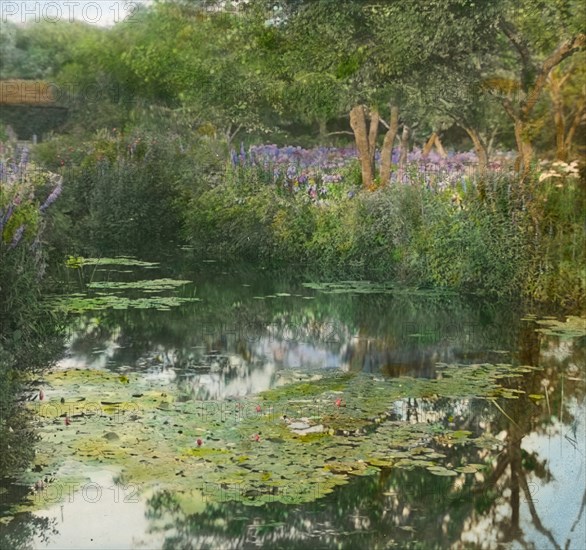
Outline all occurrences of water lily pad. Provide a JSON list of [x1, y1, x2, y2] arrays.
[[17, 361, 535, 511], [50, 294, 201, 313], [68, 257, 160, 268], [426, 466, 458, 476], [87, 279, 192, 292], [535, 316, 586, 339]]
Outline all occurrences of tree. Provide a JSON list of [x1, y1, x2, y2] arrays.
[[248, 0, 504, 187], [0, 20, 101, 79], [488, 0, 586, 177], [546, 55, 586, 161], [121, 2, 279, 143]]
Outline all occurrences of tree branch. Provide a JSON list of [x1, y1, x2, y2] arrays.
[[522, 33, 586, 118], [499, 20, 535, 87], [519, 471, 561, 550], [229, 124, 243, 142], [501, 96, 518, 120], [564, 95, 586, 152]]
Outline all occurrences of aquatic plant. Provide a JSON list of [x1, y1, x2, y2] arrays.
[[14, 361, 541, 512], [52, 256, 200, 313]]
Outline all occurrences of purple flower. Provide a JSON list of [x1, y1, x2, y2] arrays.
[[40, 180, 63, 213]]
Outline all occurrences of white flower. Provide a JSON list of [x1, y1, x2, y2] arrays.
[[539, 171, 561, 182]]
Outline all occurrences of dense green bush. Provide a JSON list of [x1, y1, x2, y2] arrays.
[[35, 129, 226, 256], [183, 167, 585, 308], [523, 172, 586, 309], [407, 196, 529, 296], [0, 245, 64, 473], [186, 176, 279, 262]]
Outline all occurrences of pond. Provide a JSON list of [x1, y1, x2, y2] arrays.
[[1, 254, 585, 549]]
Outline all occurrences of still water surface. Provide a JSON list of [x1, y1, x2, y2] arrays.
[[1, 259, 584, 549]]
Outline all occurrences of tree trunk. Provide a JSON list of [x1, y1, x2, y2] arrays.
[[422, 132, 448, 158], [550, 69, 586, 160], [462, 126, 489, 174], [398, 125, 410, 182], [434, 135, 447, 158], [554, 108, 567, 161], [548, 72, 568, 161], [319, 117, 327, 142], [368, 109, 379, 175], [564, 97, 586, 156], [513, 119, 534, 179], [379, 105, 399, 185], [422, 132, 437, 156], [499, 30, 586, 177], [349, 105, 375, 188]]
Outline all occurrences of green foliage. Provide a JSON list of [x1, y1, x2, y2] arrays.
[[523, 172, 586, 308], [304, 199, 358, 275], [186, 177, 279, 262], [35, 128, 225, 256], [184, 167, 585, 307], [0, 243, 64, 475], [407, 194, 528, 296], [0, 20, 102, 79], [270, 193, 316, 263]]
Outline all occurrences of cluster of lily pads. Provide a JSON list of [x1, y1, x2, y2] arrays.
[[15, 360, 541, 513], [52, 257, 201, 313], [531, 315, 586, 339], [301, 281, 455, 296]]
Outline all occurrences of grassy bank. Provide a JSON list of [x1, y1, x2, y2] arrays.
[[0, 147, 64, 474], [187, 170, 585, 308], [36, 132, 586, 311]]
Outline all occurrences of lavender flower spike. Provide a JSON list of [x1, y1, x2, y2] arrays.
[[40, 177, 63, 213]]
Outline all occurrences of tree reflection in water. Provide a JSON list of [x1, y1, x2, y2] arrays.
[[1, 274, 583, 549], [140, 329, 585, 549]]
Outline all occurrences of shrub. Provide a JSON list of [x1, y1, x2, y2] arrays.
[[35, 128, 226, 256], [0, 145, 64, 475], [186, 177, 278, 262]]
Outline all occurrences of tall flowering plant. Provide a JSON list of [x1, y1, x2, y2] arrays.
[[230, 144, 359, 201], [1, 143, 66, 476], [0, 145, 62, 253], [230, 144, 512, 200]]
